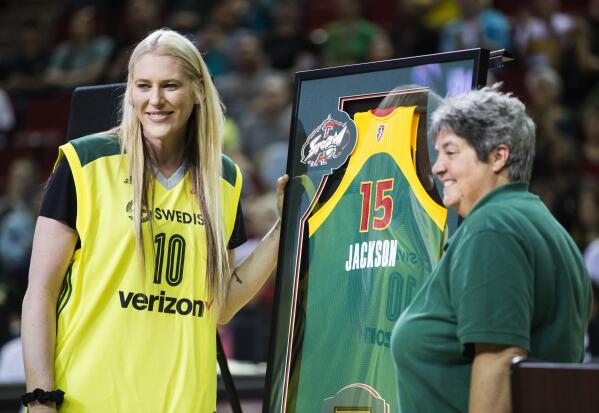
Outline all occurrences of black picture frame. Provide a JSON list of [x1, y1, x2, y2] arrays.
[[264, 48, 491, 413]]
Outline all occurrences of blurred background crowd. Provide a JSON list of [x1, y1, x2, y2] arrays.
[[0, 0, 598, 382]]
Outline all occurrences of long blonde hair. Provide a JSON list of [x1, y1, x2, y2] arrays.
[[118, 28, 229, 311]]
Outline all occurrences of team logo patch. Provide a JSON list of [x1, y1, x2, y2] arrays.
[[376, 124, 385, 141], [301, 114, 352, 167]]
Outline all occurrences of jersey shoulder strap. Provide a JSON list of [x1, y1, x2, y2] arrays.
[[63, 133, 121, 167]]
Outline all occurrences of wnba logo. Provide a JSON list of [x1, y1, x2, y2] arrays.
[[376, 124, 385, 141]]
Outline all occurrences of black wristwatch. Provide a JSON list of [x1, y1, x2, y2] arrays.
[[21, 388, 65, 407]]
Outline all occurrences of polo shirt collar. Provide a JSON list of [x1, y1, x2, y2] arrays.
[[468, 181, 529, 216]]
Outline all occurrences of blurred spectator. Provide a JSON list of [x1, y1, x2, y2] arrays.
[[0, 158, 39, 268], [364, 0, 459, 33], [65, 0, 122, 15], [239, 191, 279, 259], [418, 0, 460, 30], [320, 0, 384, 66], [0, 18, 52, 94], [570, 0, 599, 108], [194, 22, 231, 77], [0, 89, 15, 147], [367, 32, 395, 62], [194, 1, 238, 77], [263, 0, 318, 72], [223, 117, 242, 157], [580, 97, 599, 182], [585, 239, 599, 309], [216, 32, 280, 124], [525, 65, 578, 227], [165, 0, 216, 23], [167, 8, 202, 37], [571, 182, 599, 250], [238, 189, 279, 280], [585, 239, 599, 358], [104, 0, 163, 83], [197, 0, 274, 37], [573, 0, 599, 75], [255, 142, 288, 193], [195, 0, 270, 77], [238, 73, 292, 161], [0, 158, 38, 247], [440, 0, 510, 52], [222, 118, 258, 197], [512, 0, 575, 69], [0, 158, 39, 346], [44, 5, 114, 90], [240, 0, 275, 36], [525, 66, 577, 175], [0, 336, 24, 383], [390, 0, 440, 58], [0, 200, 36, 277]]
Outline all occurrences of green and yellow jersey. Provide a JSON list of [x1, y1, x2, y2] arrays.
[[292, 107, 446, 412]]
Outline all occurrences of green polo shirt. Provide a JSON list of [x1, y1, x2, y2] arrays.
[[391, 182, 592, 413]]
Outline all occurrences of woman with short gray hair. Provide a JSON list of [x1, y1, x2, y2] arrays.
[[392, 85, 592, 413]]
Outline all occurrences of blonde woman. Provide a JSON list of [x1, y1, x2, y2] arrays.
[[21, 28, 286, 412]]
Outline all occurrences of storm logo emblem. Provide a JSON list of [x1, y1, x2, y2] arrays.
[[301, 114, 351, 167]]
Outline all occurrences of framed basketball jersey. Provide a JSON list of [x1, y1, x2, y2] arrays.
[[265, 49, 510, 413]]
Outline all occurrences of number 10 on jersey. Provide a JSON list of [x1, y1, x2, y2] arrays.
[[153, 232, 186, 287], [359, 179, 394, 232]]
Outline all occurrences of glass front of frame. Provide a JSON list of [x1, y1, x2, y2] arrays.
[[265, 50, 489, 413]]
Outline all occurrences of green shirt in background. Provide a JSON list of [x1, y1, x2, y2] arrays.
[[48, 37, 114, 72], [391, 182, 592, 413]]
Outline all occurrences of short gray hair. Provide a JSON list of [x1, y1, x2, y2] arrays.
[[430, 85, 536, 182]]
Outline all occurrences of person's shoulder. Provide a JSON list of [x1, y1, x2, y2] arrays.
[[67, 133, 121, 166], [221, 154, 240, 187], [468, 197, 516, 223], [467, 189, 542, 234]]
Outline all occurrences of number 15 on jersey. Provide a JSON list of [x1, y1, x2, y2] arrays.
[[359, 179, 394, 232]]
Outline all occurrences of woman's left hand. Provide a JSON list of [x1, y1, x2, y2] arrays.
[[276, 175, 289, 218]]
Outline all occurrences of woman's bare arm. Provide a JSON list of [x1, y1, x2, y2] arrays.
[[21, 217, 78, 411]]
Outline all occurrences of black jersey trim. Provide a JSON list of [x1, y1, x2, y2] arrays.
[[70, 134, 121, 167], [40, 157, 77, 229], [227, 202, 247, 249], [221, 154, 237, 187], [56, 262, 74, 319]]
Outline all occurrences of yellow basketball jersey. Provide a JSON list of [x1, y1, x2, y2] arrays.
[[309, 106, 446, 235], [292, 107, 446, 413], [53, 134, 242, 412]]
